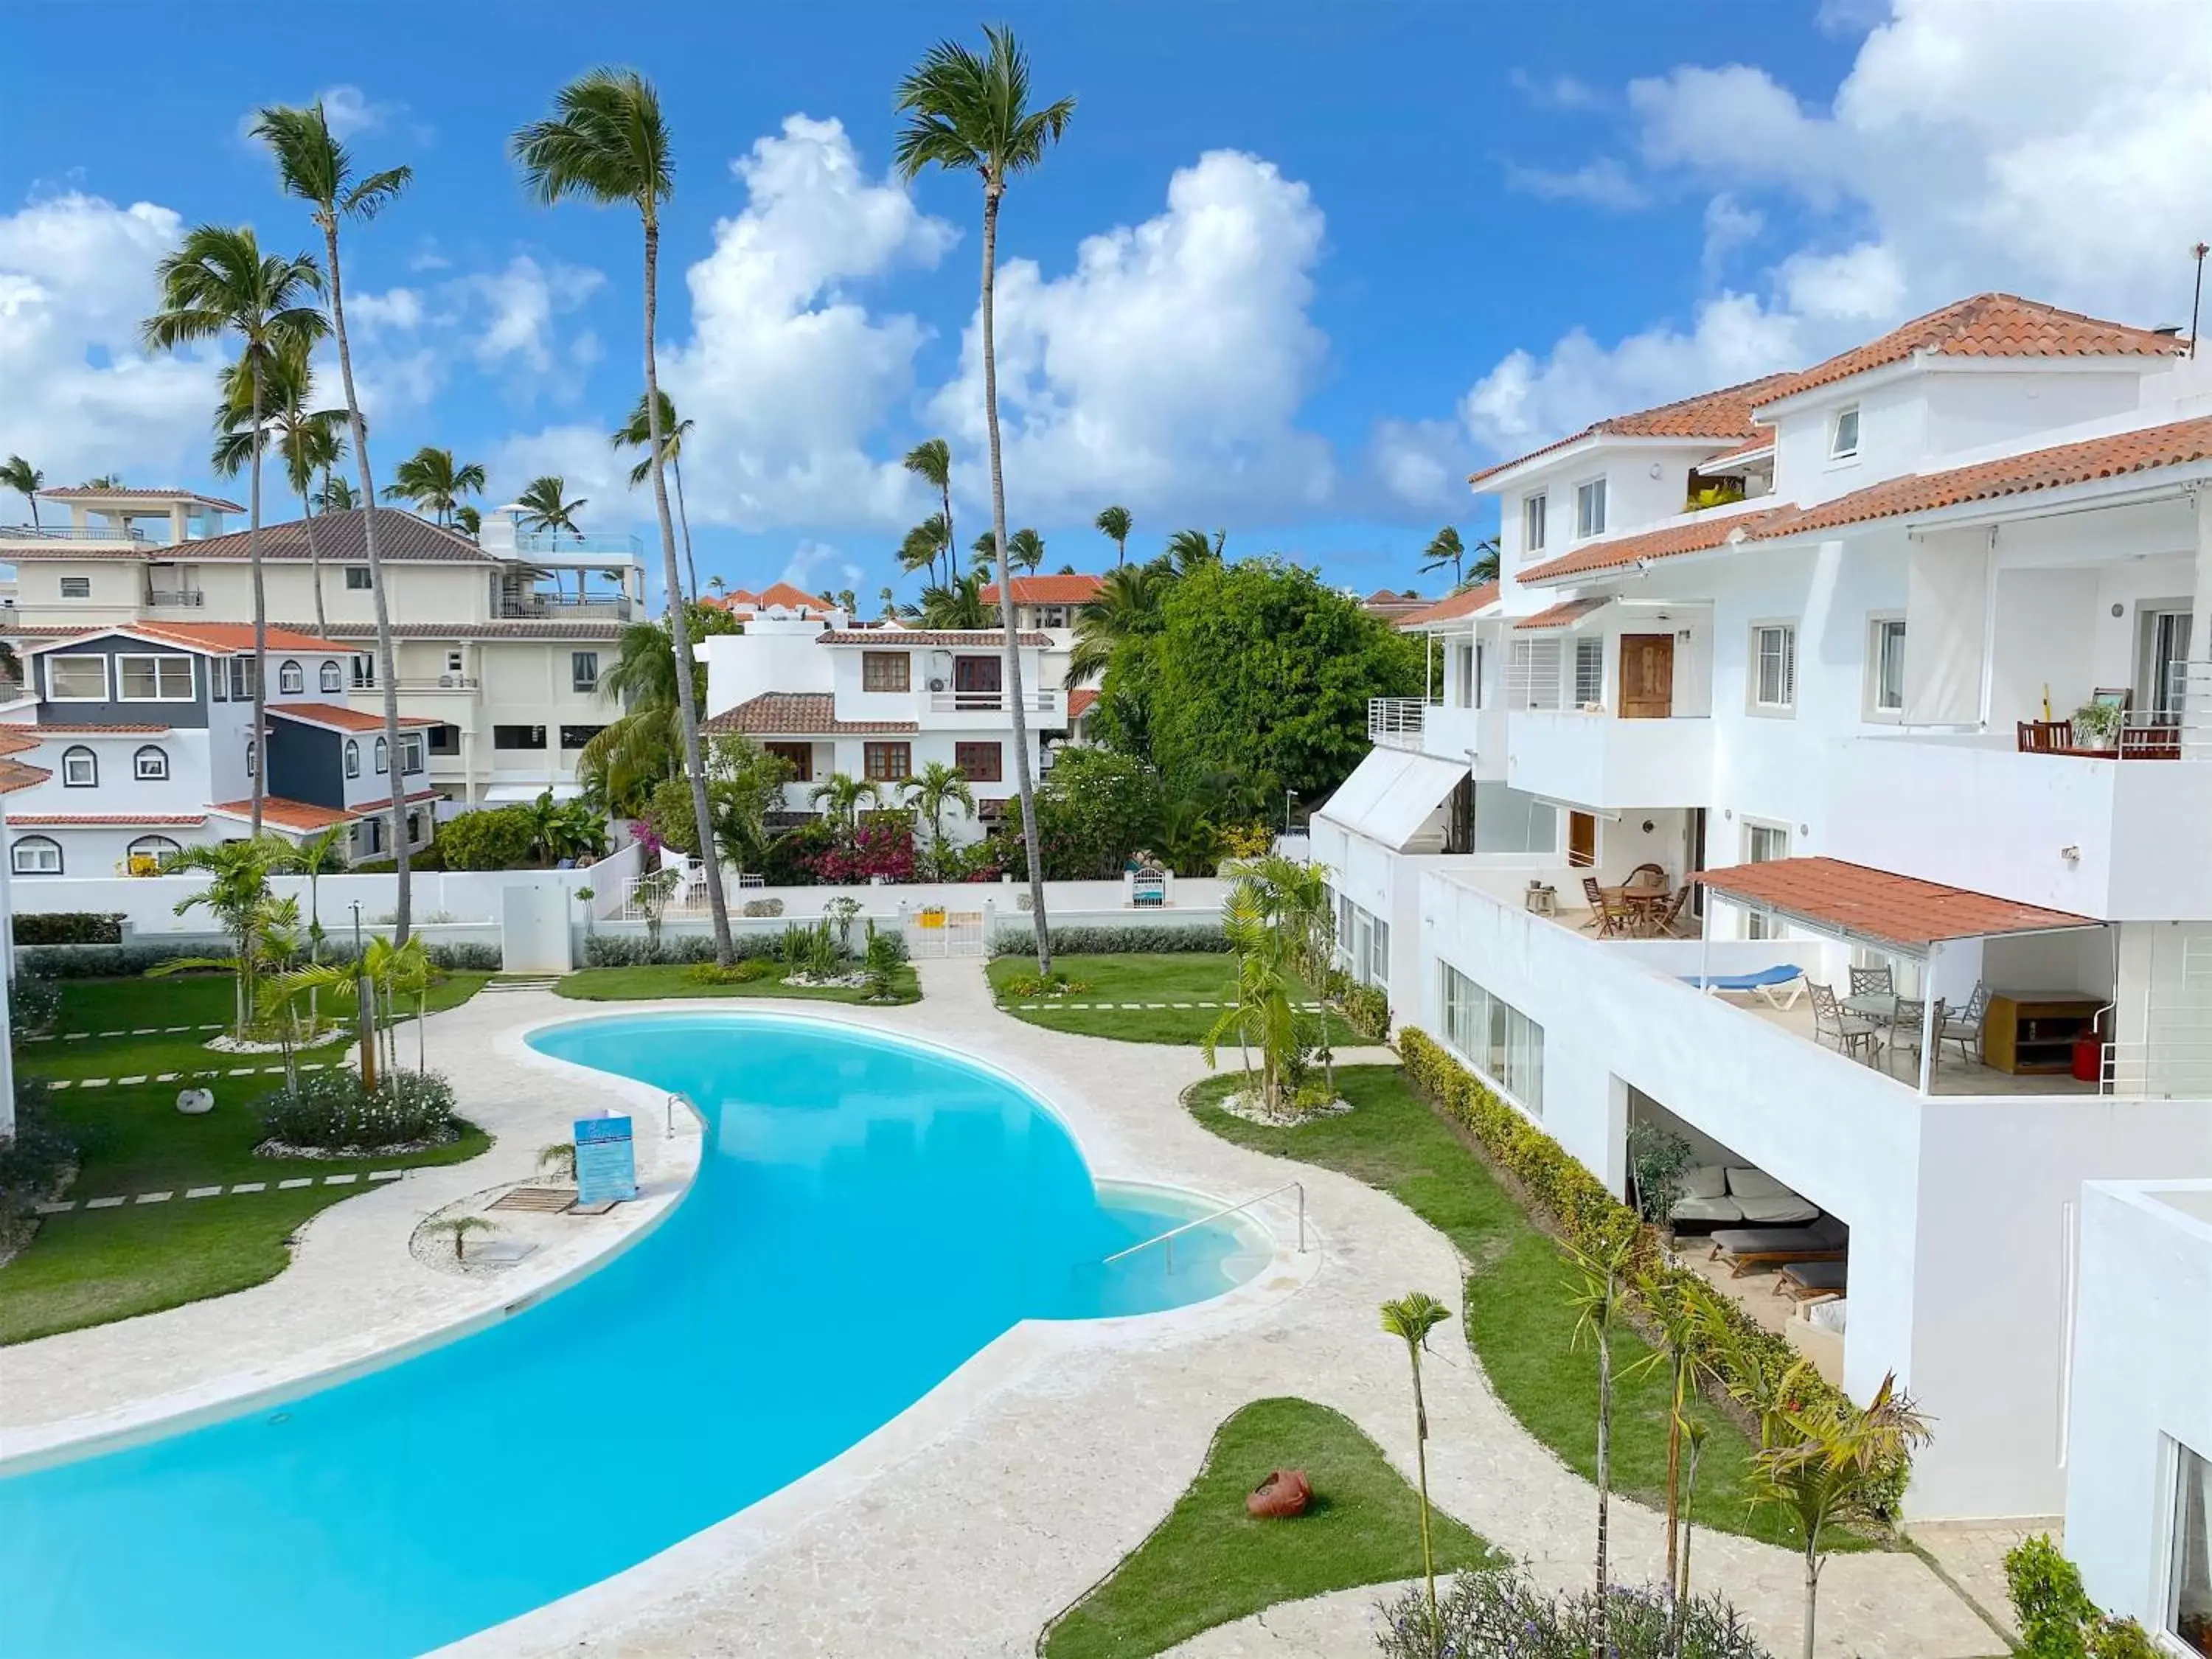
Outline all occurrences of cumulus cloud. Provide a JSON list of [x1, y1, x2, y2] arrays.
[[1509, 69, 1607, 111], [1700, 193, 1764, 279], [779, 538, 866, 594], [234, 83, 425, 147], [459, 255, 604, 396], [1504, 157, 1649, 210], [927, 148, 1335, 526]]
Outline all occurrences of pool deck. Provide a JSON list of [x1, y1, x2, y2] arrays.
[[0, 963, 2006, 1658]]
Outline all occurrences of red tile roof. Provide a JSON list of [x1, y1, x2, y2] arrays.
[[1470, 372, 1798, 485], [3, 507, 487, 564], [1704, 432, 1775, 465], [206, 789, 439, 833], [25, 622, 353, 656], [1695, 856, 2096, 951], [3, 723, 172, 735], [815, 629, 1051, 647], [9, 813, 208, 827], [978, 574, 1105, 605], [1514, 597, 1612, 630], [1756, 293, 2188, 406], [1749, 414, 2212, 541], [1399, 582, 1500, 628], [1517, 505, 1788, 585], [716, 580, 835, 613], [38, 486, 245, 512], [276, 620, 627, 640], [1068, 688, 1099, 718], [0, 759, 51, 795], [700, 692, 919, 737], [270, 702, 438, 733]]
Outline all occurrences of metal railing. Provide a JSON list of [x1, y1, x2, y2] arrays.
[[0, 524, 147, 541], [512, 530, 643, 557], [1102, 1180, 1305, 1272], [1368, 697, 1426, 746], [392, 675, 481, 691], [145, 589, 204, 608], [495, 595, 635, 621], [926, 689, 1059, 714]]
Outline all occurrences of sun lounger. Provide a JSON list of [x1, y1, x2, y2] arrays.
[[1776, 1259, 1848, 1301], [1709, 1216, 1848, 1276], [1677, 963, 1805, 1009]]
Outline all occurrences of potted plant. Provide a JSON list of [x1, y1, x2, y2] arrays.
[[2070, 699, 2124, 752]]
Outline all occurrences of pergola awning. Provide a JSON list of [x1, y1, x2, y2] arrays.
[[1696, 856, 2101, 956], [1316, 748, 1469, 852]]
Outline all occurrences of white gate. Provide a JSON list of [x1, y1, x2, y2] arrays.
[[908, 906, 986, 959]]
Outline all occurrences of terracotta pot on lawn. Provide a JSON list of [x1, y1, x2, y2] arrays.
[[1246, 1469, 1312, 1519]]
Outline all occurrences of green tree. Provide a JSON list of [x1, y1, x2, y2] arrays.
[[1, 456, 44, 529], [895, 24, 1073, 975], [1379, 1290, 1453, 1649], [382, 446, 485, 525], [1563, 1228, 1643, 1658], [142, 225, 327, 840], [809, 771, 884, 831], [453, 502, 481, 541], [516, 474, 588, 538], [610, 388, 698, 602], [151, 837, 291, 1036], [904, 760, 976, 869], [1001, 745, 1162, 880], [1006, 526, 1046, 574], [516, 67, 734, 967], [1094, 503, 1132, 566], [1162, 526, 1223, 573], [701, 733, 793, 873], [912, 569, 992, 629], [899, 513, 951, 587], [316, 475, 358, 512], [902, 437, 955, 587], [1065, 560, 1168, 687], [575, 606, 734, 814], [1624, 1269, 1719, 1618], [213, 338, 350, 636], [1419, 525, 1465, 587], [1467, 535, 1501, 587]]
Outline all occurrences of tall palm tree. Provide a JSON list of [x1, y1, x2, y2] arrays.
[[1564, 1228, 1642, 1658], [1380, 1290, 1453, 1649], [1468, 534, 1501, 587], [809, 771, 883, 832], [316, 474, 358, 512], [1419, 525, 1465, 587], [0, 456, 43, 529], [1162, 526, 1224, 574], [610, 388, 698, 601], [517, 474, 588, 538], [1006, 526, 1046, 574], [1094, 504, 1131, 566], [515, 69, 734, 967], [214, 339, 351, 636], [1064, 561, 1166, 687], [904, 760, 975, 864], [899, 513, 950, 586], [254, 100, 417, 939], [576, 616, 692, 814], [142, 226, 326, 840], [382, 445, 485, 526], [902, 437, 954, 587], [896, 25, 1072, 975]]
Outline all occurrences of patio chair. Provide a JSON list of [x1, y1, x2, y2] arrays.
[[1885, 996, 1947, 1074], [1645, 884, 1693, 938], [1626, 861, 1669, 888], [1708, 1214, 1848, 1277], [1941, 981, 1991, 1063], [2017, 719, 2072, 754], [1848, 964, 1893, 999], [1809, 982, 1882, 1060], [1776, 1259, 1848, 1301], [1580, 877, 1633, 938]]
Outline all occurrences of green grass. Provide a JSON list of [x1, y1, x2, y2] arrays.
[[987, 953, 1362, 1046], [1042, 1397, 1495, 1659], [1189, 1067, 1869, 1556], [553, 961, 922, 1004]]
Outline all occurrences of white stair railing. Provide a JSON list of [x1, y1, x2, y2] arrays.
[[1102, 1180, 1305, 1273]]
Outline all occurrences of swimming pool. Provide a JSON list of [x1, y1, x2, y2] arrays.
[[0, 1011, 1267, 1658]]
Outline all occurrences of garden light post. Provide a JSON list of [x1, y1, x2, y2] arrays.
[[352, 901, 377, 1090]]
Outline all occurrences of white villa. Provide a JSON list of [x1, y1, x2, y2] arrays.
[[1314, 293, 2212, 1528]]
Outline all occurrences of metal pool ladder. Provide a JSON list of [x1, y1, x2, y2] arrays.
[[1102, 1180, 1306, 1273]]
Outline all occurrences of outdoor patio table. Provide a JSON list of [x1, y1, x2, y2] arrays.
[[1842, 994, 1898, 1020]]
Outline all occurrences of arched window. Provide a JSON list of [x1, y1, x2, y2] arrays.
[[245, 740, 257, 779], [277, 659, 304, 695], [374, 737, 389, 774], [344, 739, 361, 779], [60, 745, 97, 787], [127, 834, 182, 867], [133, 745, 169, 781], [12, 835, 62, 874], [319, 659, 343, 693]]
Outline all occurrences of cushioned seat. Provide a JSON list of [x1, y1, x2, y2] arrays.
[[1669, 1164, 1739, 1226], [1725, 1166, 1818, 1226]]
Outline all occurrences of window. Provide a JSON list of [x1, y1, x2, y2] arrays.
[[861, 651, 911, 692], [319, 659, 343, 693], [344, 739, 361, 779], [118, 654, 195, 702], [2168, 1441, 2211, 1655], [1451, 641, 1477, 709], [571, 651, 599, 693], [133, 744, 168, 781], [351, 655, 376, 689], [558, 724, 605, 751], [406, 810, 423, 845], [1573, 636, 1605, 708], [400, 733, 424, 773], [1522, 493, 1548, 553], [1506, 637, 1563, 710], [45, 655, 108, 701], [244, 739, 257, 779], [373, 736, 389, 774], [1868, 616, 1907, 716], [1751, 624, 1797, 712], [58, 576, 91, 600], [1575, 476, 1607, 538], [863, 741, 911, 782], [60, 745, 97, 787], [1331, 894, 1390, 990], [127, 835, 181, 867], [765, 742, 813, 782], [11, 835, 62, 874], [365, 814, 383, 854], [428, 723, 461, 754], [445, 650, 465, 674], [226, 655, 257, 700], [345, 566, 372, 590], [276, 659, 303, 694], [1829, 404, 1861, 460], [493, 724, 547, 750], [1743, 821, 1790, 939], [1440, 963, 1544, 1116], [954, 740, 1003, 782]]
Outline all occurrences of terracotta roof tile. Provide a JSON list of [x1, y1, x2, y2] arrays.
[[0, 759, 51, 794], [700, 692, 919, 737], [1517, 505, 1788, 585], [1470, 372, 1798, 485], [714, 580, 835, 614], [38, 486, 246, 511], [3, 507, 486, 563], [5, 723, 172, 735], [977, 574, 1105, 605], [270, 702, 438, 733], [1399, 582, 1500, 629], [24, 622, 352, 655], [1068, 688, 1099, 718], [1704, 432, 1775, 465], [1758, 293, 2188, 406], [206, 789, 439, 833], [814, 629, 1051, 647], [1696, 856, 2096, 952], [275, 620, 628, 641], [1514, 597, 1612, 630], [9, 813, 209, 827]]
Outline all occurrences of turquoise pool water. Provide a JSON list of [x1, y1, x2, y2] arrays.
[[0, 1012, 1264, 1658]]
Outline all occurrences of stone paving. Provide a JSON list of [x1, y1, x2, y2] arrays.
[[1, 963, 2006, 1658]]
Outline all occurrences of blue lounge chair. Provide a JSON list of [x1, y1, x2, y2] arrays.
[[1677, 963, 1805, 1010]]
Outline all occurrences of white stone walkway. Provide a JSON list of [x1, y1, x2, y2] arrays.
[[0, 963, 2003, 1658]]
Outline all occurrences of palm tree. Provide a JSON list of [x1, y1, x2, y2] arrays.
[[1419, 525, 1465, 587], [142, 225, 327, 841], [424, 1214, 497, 1262], [151, 836, 290, 1036], [902, 437, 955, 586], [576, 616, 695, 814], [517, 474, 588, 538], [1161, 526, 1225, 574], [0, 456, 43, 529], [213, 338, 350, 636], [1563, 1228, 1643, 1656], [516, 68, 735, 967], [453, 503, 482, 541], [382, 445, 485, 526], [877, 584, 897, 619], [1467, 535, 1501, 588], [1094, 504, 1132, 566], [1380, 1290, 1453, 1649], [1624, 1270, 1719, 1612], [316, 474, 359, 513], [896, 25, 1073, 975], [1065, 562, 1166, 687], [611, 388, 698, 601], [913, 570, 992, 629], [1006, 526, 1046, 574], [899, 513, 950, 587], [904, 761, 975, 866], [254, 100, 417, 942], [80, 472, 125, 489], [809, 771, 883, 832]]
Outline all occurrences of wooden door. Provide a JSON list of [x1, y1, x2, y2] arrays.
[[1568, 811, 1596, 869], [1618, 634, 1674, 717], [953, 654, 1002, 708]]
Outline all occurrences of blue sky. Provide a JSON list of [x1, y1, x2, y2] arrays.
[[2, 1, 2205, 607]]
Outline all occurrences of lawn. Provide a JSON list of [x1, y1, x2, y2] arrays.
[[1041, 1397, 1494, 1659], [553, 962, 921, 1004], [987, 953, 1363, 1046], [1188, 1067, 1870, 1555]]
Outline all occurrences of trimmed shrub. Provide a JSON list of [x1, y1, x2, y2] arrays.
[[14, 942, 223, 978], [257, 1068, 459, 1152], [740, 897, 786, 918], [1340, 982, 1390, 1041], [684, 959, 772, 985], [0, 1079, 76, 1242], [582, 932, 782, 968], [422, 942, 502, 973], [437, 805, 539, 871], [1398, 1025, 1913, 1511], [2006, 1534, 2163, 1658], [988, 924, 1229, 957], [1377, 1568, 1772, 1658], [11, 912, 124, 947]]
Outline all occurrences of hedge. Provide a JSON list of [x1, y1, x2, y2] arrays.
[[13, 942, 223, 978], [583, 933, 783, 968], [10, 912, 125, 947], [988, 925, 1230, 958], [1397, 1026, 1913, 1511]]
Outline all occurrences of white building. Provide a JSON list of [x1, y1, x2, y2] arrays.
[[1, 490, 644, 807], [1315, 293, 2212, 1519]]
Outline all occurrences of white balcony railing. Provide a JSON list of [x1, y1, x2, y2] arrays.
[[927, 689, 1059, 715], [1368, 698, 1426, 748], [0, 524, 147, 542], [145, 589, 204, 608]]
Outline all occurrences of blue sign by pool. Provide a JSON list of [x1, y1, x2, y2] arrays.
[[574, 1114, 637, 1205]]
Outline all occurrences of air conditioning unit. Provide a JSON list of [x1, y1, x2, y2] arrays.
[[928, 678, 947, 692], [438, 674, 456, 688]]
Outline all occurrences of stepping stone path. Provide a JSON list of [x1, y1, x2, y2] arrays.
[[29, 1169, 415, 1214], [44, 1066, 296, 1093], [1012, 999, 1330, 1013]]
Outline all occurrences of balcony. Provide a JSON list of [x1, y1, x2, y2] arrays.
[[391, 675, 481, 692], [512, 530, 643, 557], [0, 524, 147, 543], [494, 594, 634, 622], [926, 689, 1060, 717], [1505, 711, 1714, 811], [1368, 698, 1425, 749], [145, 589, 204, 608]]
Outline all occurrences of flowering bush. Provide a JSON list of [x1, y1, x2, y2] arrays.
[[1375, 1569, 1773, 1658], [257, 1068, 459, 1152], [811, 821, 917, 885]]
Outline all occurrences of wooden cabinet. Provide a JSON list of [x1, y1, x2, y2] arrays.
[[1983, 994, 2104, 1075]]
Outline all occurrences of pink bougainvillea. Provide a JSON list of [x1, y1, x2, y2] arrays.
[[811, 821, 917, 885]]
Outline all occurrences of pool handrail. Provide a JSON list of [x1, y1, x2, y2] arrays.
[[1102, 1180, 1305, 1272]]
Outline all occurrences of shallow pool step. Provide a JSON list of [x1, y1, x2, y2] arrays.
[[481, 978, 561, 994]]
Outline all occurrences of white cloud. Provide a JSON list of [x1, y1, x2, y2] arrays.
[[1504, 157, 1650, 211], [1778, 241, 1907, 320], [926, 148, 1335, 526], [0, 191, 218, 488], [234, 84, 424, 147], [1509, 69, 1607, 111], [1700, 193, 1764, 279], [779, 538, 866, 594], [460, 255, 605, 396], [346, 286, 423, 335]]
